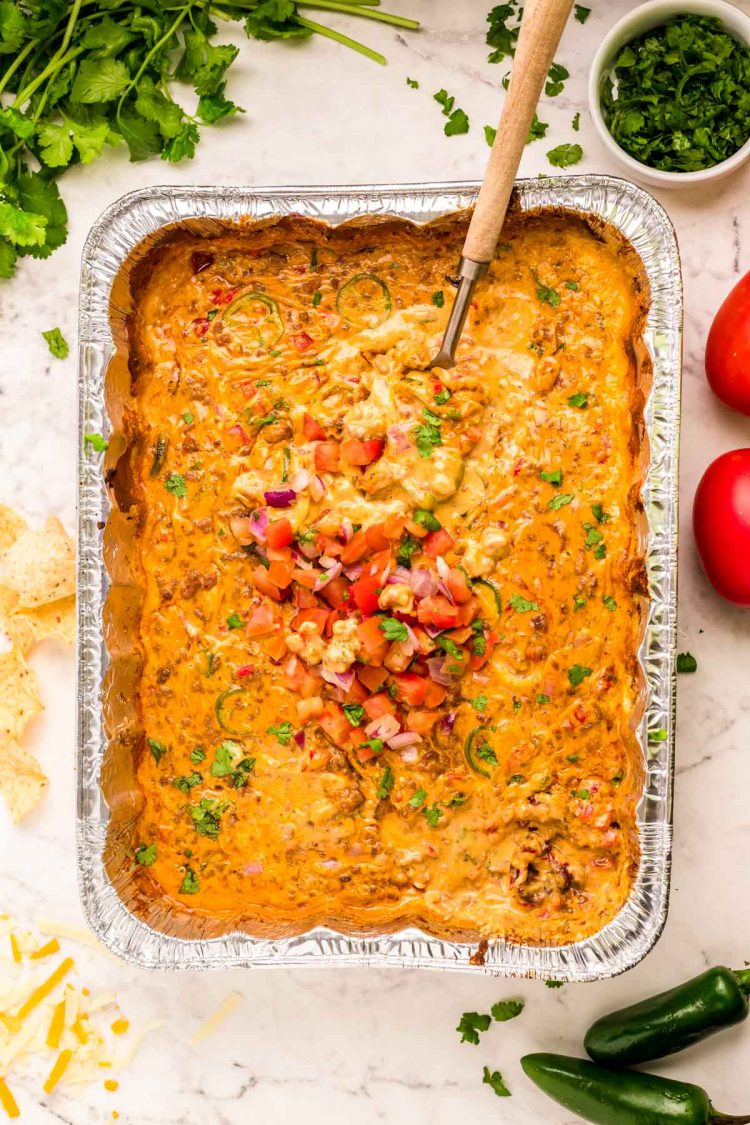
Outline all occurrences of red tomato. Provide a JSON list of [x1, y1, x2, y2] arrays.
[[265, 518, 293, 550], [423, 528, 456, 558], [363, 693, 395, 719], [341, 438, 385, 466], [303, 413, 327, 441], [693, 449, 750, 605], [445, 567, 472, 603], [705, 273, 750, 415], [349, 573, 380, 615], [319, 575, 351, 612], [252, 565, 283, 602], [314, 442, 340, 473], [391, 672, 428, 707], [340, 530, 369, 565], [266, 558, 294, 589], [417, 595, 459, 629]]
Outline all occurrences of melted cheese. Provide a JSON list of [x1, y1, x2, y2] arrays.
[[124, 213, 648, 944]]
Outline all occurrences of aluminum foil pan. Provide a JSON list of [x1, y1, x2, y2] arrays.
[[77, 178, 680, 977]]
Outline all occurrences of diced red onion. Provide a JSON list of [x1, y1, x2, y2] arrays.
[[389, 566, 413, 585], [264, 489, 296, 509], [289, 469, 311, 492], [293, 730, 306, 748], [423, 623, 442, 638], [439, 710, 457, 735], [403, 623, 420, 649], [435, 556, 451, 580], [409, 569, 434, 598], [310, 475, 326, 501], [343, 565, 363, 581], [435, 578, 454, 603], [388, 425, 410, 452], [320, 554, 338, 569], [243, 861, 264, 875], [427, 656, 454, 685], [247, 508, 268, 542], [314, 561, 342, 590], [229, 516, 254, 545], [320, 666, 354, 691], [387, 731, 421, 749], [365, 713, 401, 740], [341, 518, 354, 544], [298, 541, 320, 561], [400, 746, 420, 763]]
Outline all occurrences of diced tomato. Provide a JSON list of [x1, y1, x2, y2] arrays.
[[341, 530, 368, 565], [455, 598, 481, 627], [357, 664, 389, 692], [324, 609, 341, 637], [344, 678, 369, 704], [361, 549, 392, 583], [382, 513, 406, 539], [294, 585, 318, 609], [266, 558, 294, 589], [284, 661, 320, 698], [405, 709, 442, 734], [236, 664, 255, 678], [316, 534, 342, 558], [292, 607, 330, 634], [318, 703, 350, 746], [292, 567, 322, 590], [266, 518, 294, 550], [210, 286, 239, 306], [423, 528, 456, 558], [245, 605, 275, 636], [356, 743, 380, 763], [192, 317, 210, 338], [303, 413, 327, 441], [391, 672, 429, 707], [446, 626, 473, 644], [417, 595, 459, 629], [405, 518, 428, 539], [446, 567, 473, 604], [252, 565, 283, 602], [365, 523, 390, 552], [513, 458, 524, 477], [412, 626, 438, 655], [363, 693, 396, 720], [356, 617, 389, 664], [349, 573, 381, 615], [319, 576, 351, 612], [341, 438, 385, 466], [292, 331, 314, 351], [423, 681, 448, 709], [314, 442, 341, 473], [228, 422, 252, 445]]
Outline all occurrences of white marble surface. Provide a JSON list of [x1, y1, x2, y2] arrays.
[[1, 2, 750, 1122]]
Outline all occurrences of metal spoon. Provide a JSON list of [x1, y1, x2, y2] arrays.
[[430, 0, 574, 370]]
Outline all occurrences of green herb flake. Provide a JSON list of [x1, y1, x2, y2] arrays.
[[379, 617, 408, 643], [537, 693, 550, 705], [84, 432, 108, 453], [343, 704, 365, 727], [509, 593, 539, 613], [676, 651, 698, 674], [483, 1066, 511, 1098], [603, 594, 618, 611], [409, 787, 427, 809], [475, 742, 498, 767], [414, 412, 442, 458], [568, 664, 593, 688], [484, 124, 497, 147], [546, 980, 564, 988], [527, 113, 549, 144], [164, 473, 187, 499], [311, 290, 322, 307], [573, 594, 587, 610], [592, 503, 611, 523], [147, 737, 166, 764], [471, 694, 488, 713], [547, 143, 583, 168], [575, 4, 591, 22], [565, 280, 579, 291], [649, 728, 668, 743], [536, 281, 560, 307], [547, 493, 574, 510], [268, 721, 294, 746], [396, 534, 421, 568], [179, 868, 200, 895], [445, 108, 469, 136], [545, 62, 569, 97], [226, 612, 244, 630], [422, 803, 443, 827], [190, 746, 207, 764], [183, 411, 195, 425], [173, 772, 202, 795], [135, 843, 157, 866], [406, 77, 419, 89], [572, 111, 581, 131], [42, 328, 69, 359], [432, 290, 445, 308], [377, 765, 395, 800], [540, 468, 563, 486], [568, 392, 589, 408], [491, 999, 524, 1022], [188, 797, 227, 839], [413, 509, 441, 532], [584, 523, 604, 549], [457, 1011, 491, 1045]]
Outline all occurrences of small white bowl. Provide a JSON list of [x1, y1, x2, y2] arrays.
[[588, 0, 750, 188]]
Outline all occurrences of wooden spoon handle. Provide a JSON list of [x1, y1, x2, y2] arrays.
[[462, 0, 574, 264]]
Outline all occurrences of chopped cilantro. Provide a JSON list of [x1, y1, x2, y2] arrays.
[[413, 509, 441, 532], [311, 290, 322, 307], [536, 281, 560, 308], [547, 493, 574, 510], [568, 392, 588, 408], [483, 1066, 511, 1098], [572, 111, 581, 131], [434, 387, 451, 405], [527, 113, 549, 143], [135, 843, 157, 866], [509, 593, 539, 613], [592, 503, 611, 523], [537, 693, 550, 704], [379, 617, 408, 643], [593, 543, 607, 559], [396, 534, 421, 568], [568, 664, 592, 688], [475, 743, 498, 767], [268, 721, 293, 745], [472, 694, 488, 712], [164, 473, 187, 498], [188, 798, 227, 839], [545, 62, 569, 97], [343, 704, 365, 727], [84, 432, 108, 452], [546, 980, 565, 988], [377, 765, 395, 800], [649, 728, 668, 742], [359, 738, 384, 755], [432, 290, 445, 308], [173, 772, 202, 794], [484, 124, 497, 147], [676, 651, 698, 673], [226, 612, 244, 630], [406, 77, 419, 88], [547, 142, 583, 168], [147, 737, 166, 764], [540, 469, 563, 486], [409, 787, 427, 809], [574, 4, 591, 22], [182, 410, 195, 425], [583, 523, 604, 549], [565, 280, 579, 291], [457, 1011, 491, 1045], [179, 868, 200, 895], [491, 999, 524, 1022], [445, 108, 469, 136], [603, 595, 618, 611], [190, 746, 207, 763], [42, 327, 68, 359]]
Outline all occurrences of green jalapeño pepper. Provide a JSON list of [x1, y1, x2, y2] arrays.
[[521, 1053, 750, 1125], [585, 965, 750, 1066]]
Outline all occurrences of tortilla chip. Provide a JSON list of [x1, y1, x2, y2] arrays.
[[0, 647, 43, 739], [0, 505, 26, 552], [0, 735, 47, 821], [9, 597, 76, 651], [0, 517, 75, 608]]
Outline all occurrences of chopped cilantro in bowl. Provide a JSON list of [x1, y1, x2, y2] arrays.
[[589, 4, 750, 184]]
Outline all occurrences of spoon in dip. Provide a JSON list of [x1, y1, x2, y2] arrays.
[[430, 0, 574, 370]]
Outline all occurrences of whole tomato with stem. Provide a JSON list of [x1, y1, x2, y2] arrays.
[[693, 449, 750, 605], [705, 272, 750, 415]]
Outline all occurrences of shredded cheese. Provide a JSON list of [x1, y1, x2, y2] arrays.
[[29, 940, 59, 961], [15, 958, 73, 1022], [43, 1048, 72, 1094], [0, 1077, 19, 1119], [46, 1002, 65, 1050], [189, 992, 242, 1046]]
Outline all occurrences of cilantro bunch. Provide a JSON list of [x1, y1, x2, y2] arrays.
[[0, 0, 419, 279]]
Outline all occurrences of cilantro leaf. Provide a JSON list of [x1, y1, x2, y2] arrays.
[[135, 843, 157, 866], [540, 469, 562, 486], [457, 1011, 491, 1045], [568, 664, 592, 688], [491, 999, 524, 1022], [536, 281, 560, 307], [147, 737, 166, 764], [409, 787, 426, 808], [343, 704, 365, 727], [547, 493, 574, 510], [574, 5, 591, 22], [72, 58, 131, 103], [568, 392, 588, 408], [379, 617, 408, 643], [444, 108, 469, 136], [413, 509, 441, 532], [483, 1066, 511, 1097], [676, 651, 697, 673], [377, 765, 395, 800], [268, 721, 293, 745], [180, 868, 200, 894], [527, 113, 549, 144], [42, 327, 68, 359], [422, 803, 443, 827], [84, 432, 108, 452], [165, 473, 187, 499], [547, 142, 584, 168], [545, 62, 569, 97], [509, 593, 538, 612]]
